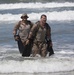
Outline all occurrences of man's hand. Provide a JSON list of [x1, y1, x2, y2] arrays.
[[25, 39, 29, 45], [14, 35, 19, 41]]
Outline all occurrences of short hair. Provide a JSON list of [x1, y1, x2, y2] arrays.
[[41, 14, 47, 18]]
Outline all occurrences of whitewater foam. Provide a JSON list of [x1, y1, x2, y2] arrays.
[[0, 11, 74, 21], [0, 57, 74, 73], [0, 2, 74, 10]]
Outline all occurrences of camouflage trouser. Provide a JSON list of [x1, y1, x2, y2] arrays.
[[32, 41, 47, 57]]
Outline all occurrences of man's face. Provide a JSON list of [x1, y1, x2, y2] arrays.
[[41, 16, 47, 24], [22, 16, 27, 21]]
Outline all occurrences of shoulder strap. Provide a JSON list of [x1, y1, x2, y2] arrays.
[[27, 20, 33, 29], [35, 21, 40, 32], [31, 21, 40, 40]]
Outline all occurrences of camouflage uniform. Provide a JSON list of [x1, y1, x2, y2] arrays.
[[28, 21, 51, 57], [13, 20, 33, 56]]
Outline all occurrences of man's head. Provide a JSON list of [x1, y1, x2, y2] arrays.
[[40, 14, 47, 24], [21, 13, 29, 20]]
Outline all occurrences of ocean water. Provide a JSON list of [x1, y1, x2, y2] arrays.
[[0, 0, 74, 75]]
